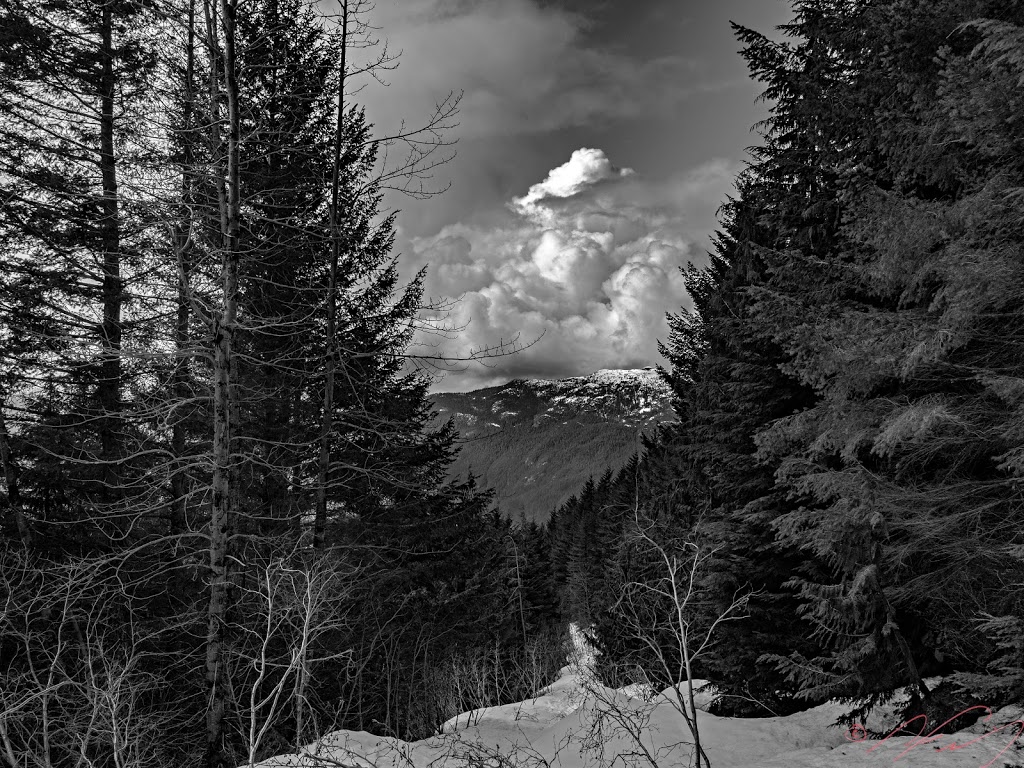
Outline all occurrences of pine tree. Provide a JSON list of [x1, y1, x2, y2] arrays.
[[518, 520, 561, 635], [601, 0, 862, 713], [641, 43, 839, 707], [0, 0, 157, 550], [752, 0, 1024, 716], [0, 0, 524, 761]]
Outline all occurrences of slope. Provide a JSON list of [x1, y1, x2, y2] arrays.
[[430, 369, 675, 523], [255, 626, 1024, 768]]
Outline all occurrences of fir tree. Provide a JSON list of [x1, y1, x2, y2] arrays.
[[754, 0, 1024, 716], [0, 0, 157, 550]]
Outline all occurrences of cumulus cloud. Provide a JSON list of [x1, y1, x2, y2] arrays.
[[408, 149, 740, 391], [514, 148, 635, 210]]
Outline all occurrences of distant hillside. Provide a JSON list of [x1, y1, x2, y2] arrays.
[[430, 369, 675, 523]]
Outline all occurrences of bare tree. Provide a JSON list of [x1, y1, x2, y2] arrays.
[[225, 553, 359, 765], [193, 1, 243, 765], [0, 548, 197, 768], [581, 510, 755, 768]]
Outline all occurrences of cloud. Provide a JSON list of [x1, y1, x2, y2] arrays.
[[407, 149, 741, 391], [358, 0, 702, 139], [513, 148, 635, 209]]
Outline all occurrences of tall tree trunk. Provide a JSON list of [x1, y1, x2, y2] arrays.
[[170, 260, 192, 534], [170, 0, 197, 535], [205, 0, 241, 765], [98, 0, 124, 495], [0, 406, 32, 548], [313, 1, 348, 550]]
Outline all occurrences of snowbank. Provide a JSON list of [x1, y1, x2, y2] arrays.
[[252, 629, 1024, 768]]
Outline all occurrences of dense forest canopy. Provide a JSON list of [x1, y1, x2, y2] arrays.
[[1, 0, 1023, 767]]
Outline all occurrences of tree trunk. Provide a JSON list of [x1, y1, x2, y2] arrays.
[[314, 1, 348, 550], [205, 0, 241, 765], [170, 0, 197, 536], [98, 0, 124, 495], [0, 406, 32, 548]]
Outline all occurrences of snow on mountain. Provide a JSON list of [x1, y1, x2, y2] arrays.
[[432, 367, 672, 436], [429, 369, 675, 522]]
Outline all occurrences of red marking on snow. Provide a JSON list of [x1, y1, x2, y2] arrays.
[[846, 723, 868, 742], [852, 706, 1024, 768]]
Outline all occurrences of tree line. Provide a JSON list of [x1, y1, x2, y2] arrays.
[[549, 0, 1024, 729], [0, 1, 562, 767]]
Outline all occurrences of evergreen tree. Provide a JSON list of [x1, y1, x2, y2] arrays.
[[0, 0, 523, 762], [0, 0, 157, 550], [518, 519, 561, 635], [749, 0, 1024, 716], [632, 13, 845, 706], [546, 0, 1024, 727]]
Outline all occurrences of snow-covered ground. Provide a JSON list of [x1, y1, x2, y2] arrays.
[[254, 626, 1024, 768]]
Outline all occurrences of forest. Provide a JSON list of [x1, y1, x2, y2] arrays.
[[550, 0, 1024, 735], [0, 0, 562, 766], [1, 0, 1023, 767]]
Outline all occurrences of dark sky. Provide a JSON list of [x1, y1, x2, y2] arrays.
[[348, 0, 794, 391]]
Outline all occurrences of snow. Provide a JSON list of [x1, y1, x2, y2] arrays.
[[587, 368, 661, 387], [252, 627, 1024, 768], [520, 368, 663, 393]]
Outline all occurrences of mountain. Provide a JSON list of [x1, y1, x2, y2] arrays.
[[430, 368, 675, 523]]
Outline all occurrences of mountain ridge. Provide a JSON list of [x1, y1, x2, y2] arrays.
[[430, 368, 675, 523]]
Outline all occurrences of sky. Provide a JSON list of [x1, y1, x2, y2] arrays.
[[347, 0, 795, 392]]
